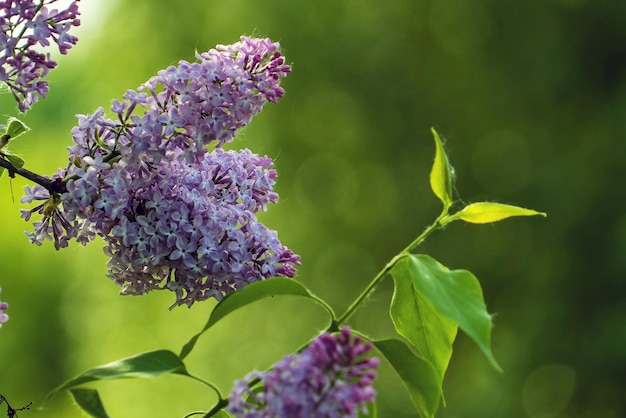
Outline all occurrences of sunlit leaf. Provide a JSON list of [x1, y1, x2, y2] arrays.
[[396, 254, 501, 371], [5, 117, 29, 139], [429, 128, 453, 211], [390, 269, 458, 399], [5, 154, 24, 168], [374, 338, 441, 418], [447, 202, 546, 224], [45, 350, 187, 402], [69, 389, 110, 418], [180, 278, 334, 359]]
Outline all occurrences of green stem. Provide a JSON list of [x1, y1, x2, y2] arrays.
[[336, 211, 448, 324], [184, 373, 223, 395], [175, 372, 228, 418], [201, 398, 229, 418]]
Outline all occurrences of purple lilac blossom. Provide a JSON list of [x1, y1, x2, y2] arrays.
[[227, 327, 379, 417], [0, 0, 81, 112], [20, 36, 299, 308], [0, 288, 8, 327]]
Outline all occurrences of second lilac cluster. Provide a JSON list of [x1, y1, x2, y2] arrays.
[[227, 327, 379, 417], [0, 0, 81, 112], [21, 37, 299, 308]]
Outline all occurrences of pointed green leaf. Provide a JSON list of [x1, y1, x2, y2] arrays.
[[397, 254, 501, 371], [447, 202, 546, 224], [0, 166, 4, 178], [429, 128, 453, 210], [183, 411, 231, 418], [374, 338, 441, 418], [5, 154, 24, 169], [69, 389, 110, 418], [5, 117, 29, 139], [45, 350, 187, 402], [180, 278, 335, 359], [390, 268, 458, 398]]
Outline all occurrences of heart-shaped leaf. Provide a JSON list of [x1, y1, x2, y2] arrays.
[[390, 269, 458, 397], [392, 254, 501, 371]]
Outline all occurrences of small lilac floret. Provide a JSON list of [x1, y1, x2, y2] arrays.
[[227, 327, 379, 417], [0, 0, 81, 111], [0, 288, 8, 327], [20, 37, 298, 308]]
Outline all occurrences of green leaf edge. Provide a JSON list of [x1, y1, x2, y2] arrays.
[[429, 128, 453, 210], [69, 388, 110, 418], [445, 202, 547, 224], [5, 117, 29, 139], [400, 254, 502, 372], [45, 349, 186, 402], [374, 338, 442, 418], [389, 269, 458, 403], [179, 278, 335, 359], [5, 153, 24, 169]]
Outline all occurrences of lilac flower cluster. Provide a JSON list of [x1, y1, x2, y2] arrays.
[[227, 327, 379, 417], [0, 0, 80, 112], [21, 36, 299, 308], [0, 288, 8, 327]]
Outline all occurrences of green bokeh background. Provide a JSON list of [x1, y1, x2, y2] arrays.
[[1, 0, 625, 416]]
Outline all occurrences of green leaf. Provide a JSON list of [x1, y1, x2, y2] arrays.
[[396, 254, 501, 371], [446, 202, 546, 224], [5, 154, 24, 168], [179, 278, 334, 359], [184, 411, 232, 418], [374, 338, 441, 418], [0, 166, 4, 178], [69, 389, 110, 418], [390, 269, 458, 398], [45, 350, 187, 402], [429, 128, 454, 211], [5, 117, 29, 139]]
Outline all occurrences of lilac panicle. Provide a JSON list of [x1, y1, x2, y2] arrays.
[[227, 327, 379, 418], [0, 0, 81, 112], [20, 36, 299, 308], [0, 288, 8, 327], [67, 35, 291, 167]]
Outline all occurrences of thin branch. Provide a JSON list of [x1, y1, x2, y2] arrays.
[[0, 156, 66, 194]]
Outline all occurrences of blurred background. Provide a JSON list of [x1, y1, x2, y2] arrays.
[[1, 0, 625, 416]]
